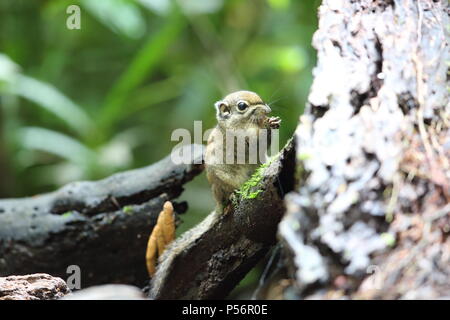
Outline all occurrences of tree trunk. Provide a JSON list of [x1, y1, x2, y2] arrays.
[[0, 0, 448, 300], [278, 0, 449, 299]]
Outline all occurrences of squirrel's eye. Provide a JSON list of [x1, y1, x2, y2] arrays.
[[237, 101, 248, 111]]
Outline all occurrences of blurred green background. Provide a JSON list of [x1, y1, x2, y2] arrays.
[[0, 0, 319, 296]]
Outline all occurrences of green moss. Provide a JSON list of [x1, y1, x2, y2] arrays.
[[123, 206, 134, 214], [235, 156, 277, 200], [62, 211, 73, 218], [380, 232, 396, 247]]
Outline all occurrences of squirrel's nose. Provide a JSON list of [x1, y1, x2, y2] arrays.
[[262, 104, 271, 114]]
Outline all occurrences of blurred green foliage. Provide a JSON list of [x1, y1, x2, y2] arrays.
[[0, 0, 319, 235], [0, 0, 319, 297], [0, 0, 319, 199]]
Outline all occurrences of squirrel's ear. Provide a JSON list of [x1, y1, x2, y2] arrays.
[[214, 101, 230, 118]]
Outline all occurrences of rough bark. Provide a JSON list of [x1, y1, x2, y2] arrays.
[[0, 144, 204, 288], [149, 139, 296, 299], [278, 0, 449, 299]]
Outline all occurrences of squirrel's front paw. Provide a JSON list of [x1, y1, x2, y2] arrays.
[[267, 116, 281, 129]]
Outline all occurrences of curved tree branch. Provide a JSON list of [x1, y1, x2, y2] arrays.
[[0, 144, 204, 287], [149, 139, 296, 299]]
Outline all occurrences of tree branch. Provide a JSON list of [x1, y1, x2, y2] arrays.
[[0, 144, 204, 288], [149, 139, 296, 299]]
